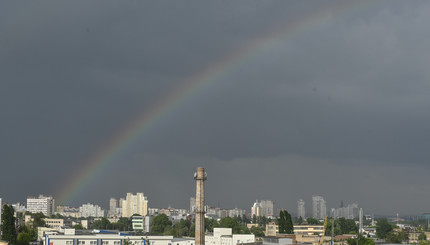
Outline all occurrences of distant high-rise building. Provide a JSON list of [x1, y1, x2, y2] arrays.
[[121, 193, 148, 217], [312, 195, 326, 220], [251, 201, 262, 218], [331, 203, 359, 219], [27, 195, 55, 216], [251, 200, 273, 218], [260, 200, 274, 217], [109, 198, 118, 217], [297, 199, 306, 219], [0, 197, 2, 226], [190, 197, 196, 214]]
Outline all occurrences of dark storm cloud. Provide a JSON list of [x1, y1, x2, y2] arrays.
[[1, 0, 430, 215]]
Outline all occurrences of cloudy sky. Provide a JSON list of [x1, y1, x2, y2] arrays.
[[1, 0, 430, 216]]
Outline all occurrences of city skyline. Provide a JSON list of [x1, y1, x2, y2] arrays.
[[2, 1, 430, 215]]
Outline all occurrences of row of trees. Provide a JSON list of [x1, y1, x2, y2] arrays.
[[325, 218, 358, 235], [278, 210, 294, 234], [149, 214, 253, 237], [90, 217, 132, 231]]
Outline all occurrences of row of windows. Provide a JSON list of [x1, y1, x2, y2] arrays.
[[63, 240, 149, 245]]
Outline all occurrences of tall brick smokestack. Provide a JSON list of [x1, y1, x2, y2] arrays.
[[194, 167, 207, 245]]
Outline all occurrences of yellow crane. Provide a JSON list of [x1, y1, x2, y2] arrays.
[[318, 215, 329, 245]]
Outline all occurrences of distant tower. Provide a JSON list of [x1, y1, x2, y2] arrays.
[[297, 199, 306, 219], [359, 208, 363, 234], [194, 167, 207, 245], [312, 195, 326, 220]]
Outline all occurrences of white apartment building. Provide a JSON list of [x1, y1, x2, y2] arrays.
[[312, 196, 326, 220], [0, 197, 2, 226], [297, 199, 305, 219], [27, 195, 55, 216], [228, 208, 246, 218], [205, 228, 255, 245], [80, 203, 105, 218], [43, 231, 173, 245], [109, 198, 121, 217], [56, 206, 81, 218], [121, 193, 148, 218]]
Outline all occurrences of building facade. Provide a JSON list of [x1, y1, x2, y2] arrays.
[[205, 228, 254, 245], [80, 203, 105, 218], [121, 193, 148, 218], [297, 199, 305, 219], [312, 196, 326, 220], [27, 195, 55, 216], [44, 231, 173, 245]]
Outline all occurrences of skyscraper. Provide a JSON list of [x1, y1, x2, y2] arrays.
[[297, 199, 306, 219], [251, 201, 261, 217], [312, 195, 326, 220], [121, 193, 148, 217], [260, 200, 274, 218], [109, 197, 118, 217]]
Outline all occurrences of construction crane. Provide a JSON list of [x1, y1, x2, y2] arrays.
[[318, 215, 329, 245]]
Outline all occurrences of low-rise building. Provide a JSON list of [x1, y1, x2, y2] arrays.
[[43, 230, 173, 245], [293, 225, 324, 236], [45, 218, 72, 230], [265, 223, 278, 237], [206, 228, 255, 245], [264, 224, 324, 237]]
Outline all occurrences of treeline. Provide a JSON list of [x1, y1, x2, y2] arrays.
[[150, 214, 255, 237]]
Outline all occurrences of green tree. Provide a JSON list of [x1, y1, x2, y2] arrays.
[[242, 214, 251, 224], [250, 226, 265, 237], [170, 219, 191, 237], [91, 218, 112, 230], [338, 218, 358, 234], [17, 225, 37, 245], [150, 214, 172, 235], [397, 231, 409, 243], [278, 211, 286, 233], [2, 204, 17, 244], [385, 232, 400, 243], [278, 211, 293, 234], [112, 218, 131, 231], [347, 235, 375, 245], [420, 240, 430, 245], [74, 224, 84, 229], [214, 217, 250, 234], [306, 217, 320, 225], [419, 233, 427, 241], [205, 218, 215, 232], [32, 212, 47, 228], [376, 218, 393, 239]]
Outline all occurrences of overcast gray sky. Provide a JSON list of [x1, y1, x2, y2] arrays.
[[1, 0, 430, 216]]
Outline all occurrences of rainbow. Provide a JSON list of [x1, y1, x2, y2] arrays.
[[57, 0, 374, 205]]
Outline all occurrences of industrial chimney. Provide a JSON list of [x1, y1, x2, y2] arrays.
[[194, 167, 207, 245]]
